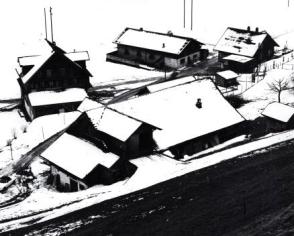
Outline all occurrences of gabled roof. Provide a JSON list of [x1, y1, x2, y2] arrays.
[[86, 107, 144, 142], [217, 70, 238, 80], [41, 133, 119, 179], [20, 50, 92, 84], [262, 102, 294, 123], [77, 97, 103, 112], [114, 27, 203, 55], [111, 77, 245, 150], [20, 52, 54, 84], [147, 76, 196, 93], [222, 54, 253, 63], [28, 88, 87, 107], [18, 51, 90, 67], [214, 27, 279, 58]]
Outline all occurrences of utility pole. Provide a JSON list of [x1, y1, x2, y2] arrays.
[[9, 140, 13, 161], [184, 0, 186, 28], [50, 7, 54, 43], [191, 0, 194, 31], [44, 8, 48, 40]]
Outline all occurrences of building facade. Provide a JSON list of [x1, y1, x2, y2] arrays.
[[214, 27, 279, 73], [107, 27, 208, 70], [17, 41, 92, 120]]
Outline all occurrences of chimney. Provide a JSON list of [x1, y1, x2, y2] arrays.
[[247, 26, 251, 32], [196, 98, 202, 109], [139, 27, 143, 31], [255, 27, 259, 33], [162, 43, 165, 48]]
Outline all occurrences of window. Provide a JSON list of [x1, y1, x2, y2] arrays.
[[180, 58, 186, 64], [60, 68, 66, 76], [70, 178, 78, 192], [65, 183, 70, 192], [149, 54, 155, 60], [79, 184, 86, 191], [46, 69, 52, 78], [193, 54, 198, 61], [37, 71, 42, 78], [55, 174, 61, 187], [137, 51, 142, 58]]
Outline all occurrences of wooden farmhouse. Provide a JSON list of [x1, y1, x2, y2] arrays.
[[261, 102, 294, 132], [110, 76, 246, 159], [41, 132, 137, 192], [17, 41, 92, 120], [215, 70, 239, 88], [67, 106, 158, 159], [107, 27, 208, 70], [214, 27, 279, 73]]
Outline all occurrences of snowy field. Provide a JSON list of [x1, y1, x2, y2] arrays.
[[1, 128, 294, 233], [0, 0, 293, 99]]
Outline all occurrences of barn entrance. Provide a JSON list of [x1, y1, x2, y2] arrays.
[[70, 178, 78, 192]]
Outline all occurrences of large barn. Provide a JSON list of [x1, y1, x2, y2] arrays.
[[214, 27, 279, 73], [17, 40, 92, 120], [107, 27, 208, 70], [110, 76, 246, 159]]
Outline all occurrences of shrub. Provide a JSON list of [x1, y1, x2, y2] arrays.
[[225, 95, 249, 109]]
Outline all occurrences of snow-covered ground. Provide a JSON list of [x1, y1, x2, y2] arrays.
[[0, 112, 80, 172], [1, 128, 294, 233], [0, 0, 294, 234], [238, 56, 294, 120]]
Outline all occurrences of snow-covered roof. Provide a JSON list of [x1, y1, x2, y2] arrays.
[[18, 51, 90, 67], [19, 50, 91, 84], [114, 28, 200, 55], [217, 70, 238, 80], [20, 52, 54, 84], [262, 102, 294, 123], [222, 54, 253, 63], [28, 88, 87, 107], [41, 133, 119, 179], [147, 76, 196, 93], [111, 77, 245, 150], [86, 107, 143, 142], [77, 97, 103, 112], [65, 51, 90, 62], [214, 27, 277, 57]]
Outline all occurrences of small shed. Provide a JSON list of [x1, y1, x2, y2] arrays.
[[216, 70, 239, 88], [41, 133, 137, 192], [262, 102, 294, 131]]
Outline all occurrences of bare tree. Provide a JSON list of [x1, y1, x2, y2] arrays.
[[6, 139, 13, 161], [21, 125, 28, 133], [11, 128, 17, 140], [268, 78, 290, 103]]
